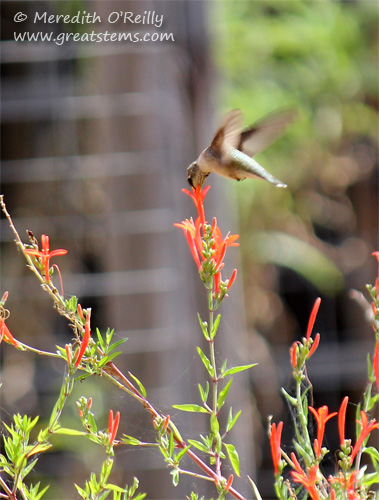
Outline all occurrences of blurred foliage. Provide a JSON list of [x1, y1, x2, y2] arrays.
[[212, 0, 378, 333]]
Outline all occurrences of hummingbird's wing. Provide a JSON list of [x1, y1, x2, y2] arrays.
[[210, 109, 243, 156], [239, 109, 297, 157]]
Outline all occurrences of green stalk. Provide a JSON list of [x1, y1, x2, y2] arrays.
[[208, 287, 217, 412], [295, 376, 313, 461]]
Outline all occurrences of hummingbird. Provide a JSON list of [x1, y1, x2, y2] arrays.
[[187, 108, 297, 189]]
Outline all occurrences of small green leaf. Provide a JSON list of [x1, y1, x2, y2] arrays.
[[223, 364, 257, 377], [22, 457, 39, 478], [367, 353, 374, 380], [128, 371, 147, 398], [198, 382, 209, 404], [210, 413, 220, 434], [197, 347, 214, 377], [172, 404, 208, 413], [197, 313, 209, 340], [108, 338, 128, 352], [210, 314, 221, 339], [188, 439, 210, 453], [96, 328, 105, 350], [74, 484, 87, 498], [122, 435, 141, 446], [104, 484, 127, 493], [34, 483, 50, 500], [363, 446, 379, 464], [176, 445, 191, 462], [224, 443, 240, 476], [54, 428, 87, 436], [281, 388, 297, 406], [226, 408, 242, 433], [217, 378, 233, 410], [171, 469, 180, 486], [168, 431, 174, 457], [360, 471, 379, 486]]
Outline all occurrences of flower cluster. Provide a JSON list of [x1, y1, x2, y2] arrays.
[[175, 186, 239, 301], [270, 286, 379, 499], [24, 234, 67, 283]]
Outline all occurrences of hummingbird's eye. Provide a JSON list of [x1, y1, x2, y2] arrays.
[[187, 175, 194, 188]]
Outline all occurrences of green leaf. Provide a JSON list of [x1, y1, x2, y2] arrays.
[[210, 314, 221, 339], [367, 352, 374, 380], [360, 471, 379, 486], [96, 328, 105, 351], [104, 484, 127, 493], [121, 435, 141, 446], [364, 446, 379, 465], [223, 364, 257, 377], [197, 313, 209, 340], [217, 378, 233, 410], [172, 404, 209, 413], [198, 382, 209, 404], [54, 428, 87, 436], [224, 443, 240, 476], [226, 408, 242, 433], [103, 351, 122, 363], [176, 445, 191, 462], [196, 347, 214, 377], [128, 371, 147, 398], [188, 439, 210, 453], [281, 388, 297, 406], [168, 431, 174, 457], [171, 469, 180, 486], [210, 413, 220, 434], [108, 338, 128, 352], [74, 484, 87, 498], [34, 483, 50, 500], [22, 457, 39, 478]]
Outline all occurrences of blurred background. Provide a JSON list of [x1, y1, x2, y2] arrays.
[[1, 1, 378, 498]]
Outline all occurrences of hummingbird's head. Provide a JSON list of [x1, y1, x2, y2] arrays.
[[187, 162, 207, 188]]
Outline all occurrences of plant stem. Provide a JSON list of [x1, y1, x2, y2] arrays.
[[208, 288, 218, 412], [295, 377, 313, 460]]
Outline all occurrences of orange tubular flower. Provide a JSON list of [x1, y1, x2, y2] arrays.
[[338, 396, 349, 446], [74, 312, 91, 367], [175, 187, 239, 291], [291, 453, 320, 500], [227, 269, 237, 290], [290, 341, 301, 369], [307, 333, 320, 359], [182, 185, 211, 225], [224, 474, 234, 493], [270, 421, 283, 475], [329, 471, 360, 497], [174, 218, 203, 269], [374, 340, 379, 394], [0, 317, 19, 347], [24, 234, 67, 283], [350, 410, 379, 461], [308, 405, 337, 457], [306, 297, 321, 341], [108, 409, 121, 445]]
